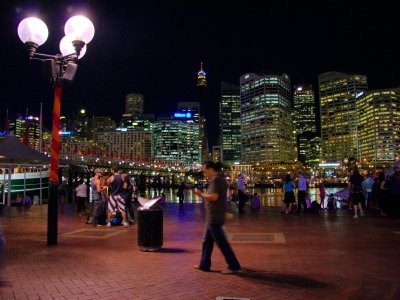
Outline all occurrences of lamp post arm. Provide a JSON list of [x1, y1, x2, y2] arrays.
[[31, 52, 57, 60]]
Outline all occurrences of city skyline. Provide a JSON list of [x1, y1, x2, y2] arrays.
[[1, 1, 400, 147]]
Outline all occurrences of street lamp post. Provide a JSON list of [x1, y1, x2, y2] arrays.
[[18, 16, 95, 245]]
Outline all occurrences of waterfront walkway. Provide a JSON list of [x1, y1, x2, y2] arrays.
[[0, 202, 399, 299]]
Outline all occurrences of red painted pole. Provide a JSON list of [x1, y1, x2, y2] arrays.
[[50, 85, 62, 182], [48, 85, 62, 245]]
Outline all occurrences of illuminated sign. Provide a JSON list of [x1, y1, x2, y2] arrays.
[[319, 162, 341, 167], [173, 112, 192, 119], [59, 131, 71, 135]]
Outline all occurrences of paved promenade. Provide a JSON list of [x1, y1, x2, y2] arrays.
[[0, 202, 399, 300]]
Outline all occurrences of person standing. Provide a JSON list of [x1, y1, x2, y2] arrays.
[[193, 161, 241, 274], [75, 179, 87, 214], [282, 174, 295, 214], [296, 171, 308, 214], [106, 167, 130, 228], [362, 173, 374, 210], [377, 172, 388, 216], [90, 169, 107, 227], [177, 182, 185, 209], [236, 173, 247, 213], [319, 180, 326, 209], [121, 172, 135, 224], [349, 166, 365, 219]]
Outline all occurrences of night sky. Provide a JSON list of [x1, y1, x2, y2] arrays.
[[1, 1, 400, 147]]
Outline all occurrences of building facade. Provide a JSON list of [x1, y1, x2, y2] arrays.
[[219, 82, 241, 164], [92, 129, 152, 161], [239, 73, 296, 164], [356, 88, 400, 169], [319, 71, 368, 163], [293, 84, 317, 135], [153, 111, 201, 165], [125, 93, 144, 117], [14, 114, 40, 150]]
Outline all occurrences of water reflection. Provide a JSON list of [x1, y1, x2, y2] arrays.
[[136, 187, 344, 207]]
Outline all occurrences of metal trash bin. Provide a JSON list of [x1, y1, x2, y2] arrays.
[[137, 205, 163, 251]]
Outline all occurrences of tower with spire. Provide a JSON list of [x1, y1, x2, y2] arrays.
[[196, 62, 207, 88]]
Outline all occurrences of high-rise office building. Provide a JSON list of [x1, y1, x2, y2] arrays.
[[356, 88, 400, 169], [293, 84, 318, 164], [92, 129, 152, 161], [239, 73, 296, 164], [219, 82, 241, 164], [196, 62, 207, 88], [93, 116, 116, 132], [125, 93, 144, 117], [298, 133, 321, 165], [153, 111, 201, 165], [177, 102, 206, 162], [319, 72, 368, 162], [293, 84, 317, 135], [61, 109, 92, 140], [14, 113, 40, 150]]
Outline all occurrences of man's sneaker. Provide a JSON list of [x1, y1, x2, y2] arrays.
[[106, 222, 112, 228], [353, 215, 358, 219], [122, 221, 130, 228], [360, 212, 365, 217], [221, 268, 241, 274]]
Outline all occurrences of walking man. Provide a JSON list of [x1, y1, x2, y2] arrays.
[[193, 161, 241, 274]]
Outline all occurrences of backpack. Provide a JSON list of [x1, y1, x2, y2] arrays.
[[310, 201, 321, 213]]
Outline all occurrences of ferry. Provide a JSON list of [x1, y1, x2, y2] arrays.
[[0, 169, 49, 205]]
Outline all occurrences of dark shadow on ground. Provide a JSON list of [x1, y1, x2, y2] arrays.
[[236, 268, 330, 289], [158, 247, 188, 253]]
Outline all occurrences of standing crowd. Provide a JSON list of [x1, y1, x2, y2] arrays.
[[66, 166, 137, 228]]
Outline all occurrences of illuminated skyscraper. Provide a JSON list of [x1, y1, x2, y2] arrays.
[[293, 84, 318, 164], [125, 93, 144, 117], [356, 88, 400, 169], [319, 72, 368, 162], [293, 84, 316, 135], [240, 73, 296, 164], [14, 113, 40, 150], [219, 82, 241, 164], [153, 111, 200, 165], [196, 62, 207, 88], [177, 102, 203, 162]]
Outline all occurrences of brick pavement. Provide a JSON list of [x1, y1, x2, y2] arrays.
[[0, 202, 399, 300]]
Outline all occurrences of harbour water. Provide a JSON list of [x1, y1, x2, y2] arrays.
[[137, 187, 344, 207]]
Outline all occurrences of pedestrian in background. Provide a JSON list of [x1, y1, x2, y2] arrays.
[[282, 174, 295, 214], [90, 169, 107, 227], [296, 171, 308, 214], [319, 180, 326, 208], [107, 166, 130, 228], [75, 179, 87, 214], [349, 167, 365, 219], [236, 173, 247, 213], [362, 173, 374, 210], [193, 161, 241, 274], [177, 182, 185, 209]]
